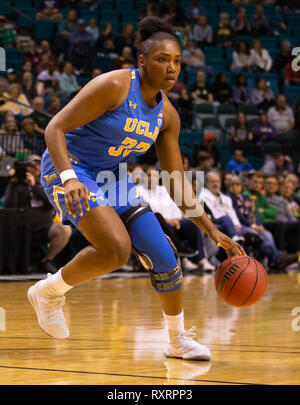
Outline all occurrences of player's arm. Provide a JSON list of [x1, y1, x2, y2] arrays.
[[44, 69, 131, 217], [155, 98, 245, 256]]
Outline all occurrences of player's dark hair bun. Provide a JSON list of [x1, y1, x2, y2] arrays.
[[135, 16, 176, 53], [137, 16, 174, 42]]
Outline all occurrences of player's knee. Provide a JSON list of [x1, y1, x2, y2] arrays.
[[96, 234, 131, 269]]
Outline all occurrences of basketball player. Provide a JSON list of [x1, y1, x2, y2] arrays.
[[27, 17, 245, 361]]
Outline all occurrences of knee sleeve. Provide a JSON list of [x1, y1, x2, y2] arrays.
[[120, 205, 183, 293]]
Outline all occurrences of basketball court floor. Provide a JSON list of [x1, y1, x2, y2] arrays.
[[0, 272, 300, 385]]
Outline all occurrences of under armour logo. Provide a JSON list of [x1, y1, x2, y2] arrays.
[[129, 101, 137, 109]]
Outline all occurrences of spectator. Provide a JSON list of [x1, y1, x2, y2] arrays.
[[285, 173, 300, 198], [91, 68, 102, 79], [231, 7, 251, 36], [56, 9, 78, 57], [95, 22, 116, 55], [189, 69, 213, 104], [263, 174, 300, 254], [209, 73, 233, 104], [273, 40, 293, 72], [3, 83, 31, 116], [28, 96, 51, 134], [181, 39, 205, 71], [0, 112, 26, 157], [227, 175, 290, 270], [284, 61, 300, 86], [177, 86, 193, 129], [253, 109, 278, 145], [6, 68, 18, 85], [21, 71, 38, 104], [0, 15, 16, 48], [35, 53, 53, 75], [231, 41, 253, 73], [251, 77, 275, 111], [194, 151, 215, 171], [4, 157, 73, 274], [0, 77, 8, 115], [85, 17, 100, 43], [250, 4, 273, 37], [36, 61, 61, 98], [36, 0, 63, 22], [202, 171, 244, 243], [139, 0, 160, 19], [23, 40, 40, 72], [228, 111, 254, 153], [193, 133, 221, 169], [250, 38, 272, 73], [193, 15, 213, 49], [184, 0, 207, 24], [225, 148, 254, 175], [214, 12, 236, 48], [261, 152, 293, 177], [115, 24, 136, 55], [20, 117, 45, 155], [281, 179, 300, 219], [59, 61, 80, 98], [68, 19, 94, 73], [46, 96, 61, 116], [267, 94, 295, 135], [21, 61, 34, 78], [113, 46, 136, 70], [232, 73, 252, 106], [37, 40, 57, 67]]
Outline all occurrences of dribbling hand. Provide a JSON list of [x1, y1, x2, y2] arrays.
[[207, 228, 246, 258], [64, 178, 90, 218]]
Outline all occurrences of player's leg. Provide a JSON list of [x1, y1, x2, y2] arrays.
[[121, 206, 211, 361]]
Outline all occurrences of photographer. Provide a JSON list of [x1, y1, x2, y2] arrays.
[[4, 156, 72, 273]]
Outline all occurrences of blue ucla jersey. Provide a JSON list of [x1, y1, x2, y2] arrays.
[[64, 68, 164, 172]]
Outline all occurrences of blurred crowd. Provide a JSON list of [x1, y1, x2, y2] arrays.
[[0, 0, 300, 275]]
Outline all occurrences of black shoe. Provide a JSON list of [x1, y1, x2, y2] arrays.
[[177, 245, 199, 258], [271, 252, 299, 272], [39, 259, 57, 274]]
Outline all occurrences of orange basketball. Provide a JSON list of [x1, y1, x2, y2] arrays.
[[214, 255, 267, 307]]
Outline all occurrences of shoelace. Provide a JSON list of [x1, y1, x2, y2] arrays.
[[171, 326, 198, 354]]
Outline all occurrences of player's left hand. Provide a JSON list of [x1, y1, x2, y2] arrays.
[[207, 228, 246, 257]]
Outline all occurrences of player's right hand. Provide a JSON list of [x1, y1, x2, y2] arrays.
[[64, 178, 90, 218]]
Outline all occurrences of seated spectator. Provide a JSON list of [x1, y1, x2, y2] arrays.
[[184, 0, 207, 24], [56, 9, 78, 57], [232, 73, 252, 106], [281, 179, 300, 219], [0, 112, 26, 157], [0, 77, 9, 116], [36, 0, 63, 22], [46, 96, 61, 116], [194, 151, 215, 171], [138, 166, 215, 271], [250, 4, 273, 37], [272, 40, 293, 73], [95, 22, 116, 56], [37, 40, 57, 67], [4, 157, 72, 273], [2, 83, 31, 116], [227, 175, 291, 270], [231, 7, 251, 36], [267, 94, 295, 135], [209, 73, 233, 104], [21, 61, 34, 78], [6, 68, 18, 85], [231, 41, 253, 73], [261, 152, 293, 177], [85, 18, 100, 43], [181, 39, 205, 71], [189, 69, 213, 104], [177, 86, 193, 129], [91, 68, 102, 79], [115, 24, 136, 55], [193, 133, 221, 169], [228, 111, 254, 153], [253, 109, 278, 145], [59, 61, 80, 98], [251, 77, 275, 111], [68, 19, 94, 73], [28, 96, 51, 135], [35, 53, 53, 75], [225, 148, 254, 175], [214, 12, 236, 48], [285, 173, 300, 198], [21, 71, 38, 104], [113, 46, 136, 70], [263, 174, 300, 255], [36, 61, 61, 98], [20, 117, 45, 156], [201, 171, 245, 243], [23, 40, 41, 72], [250, 38, 272, 73], [284, 61, 300, 86], [193, 15, 213, 49], [0, 15, 15, 48]]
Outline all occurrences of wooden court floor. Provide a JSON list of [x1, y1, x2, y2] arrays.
[[0, 272, 300, 385]]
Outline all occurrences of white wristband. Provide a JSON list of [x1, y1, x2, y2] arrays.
[[60, 169, 78, 184]]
